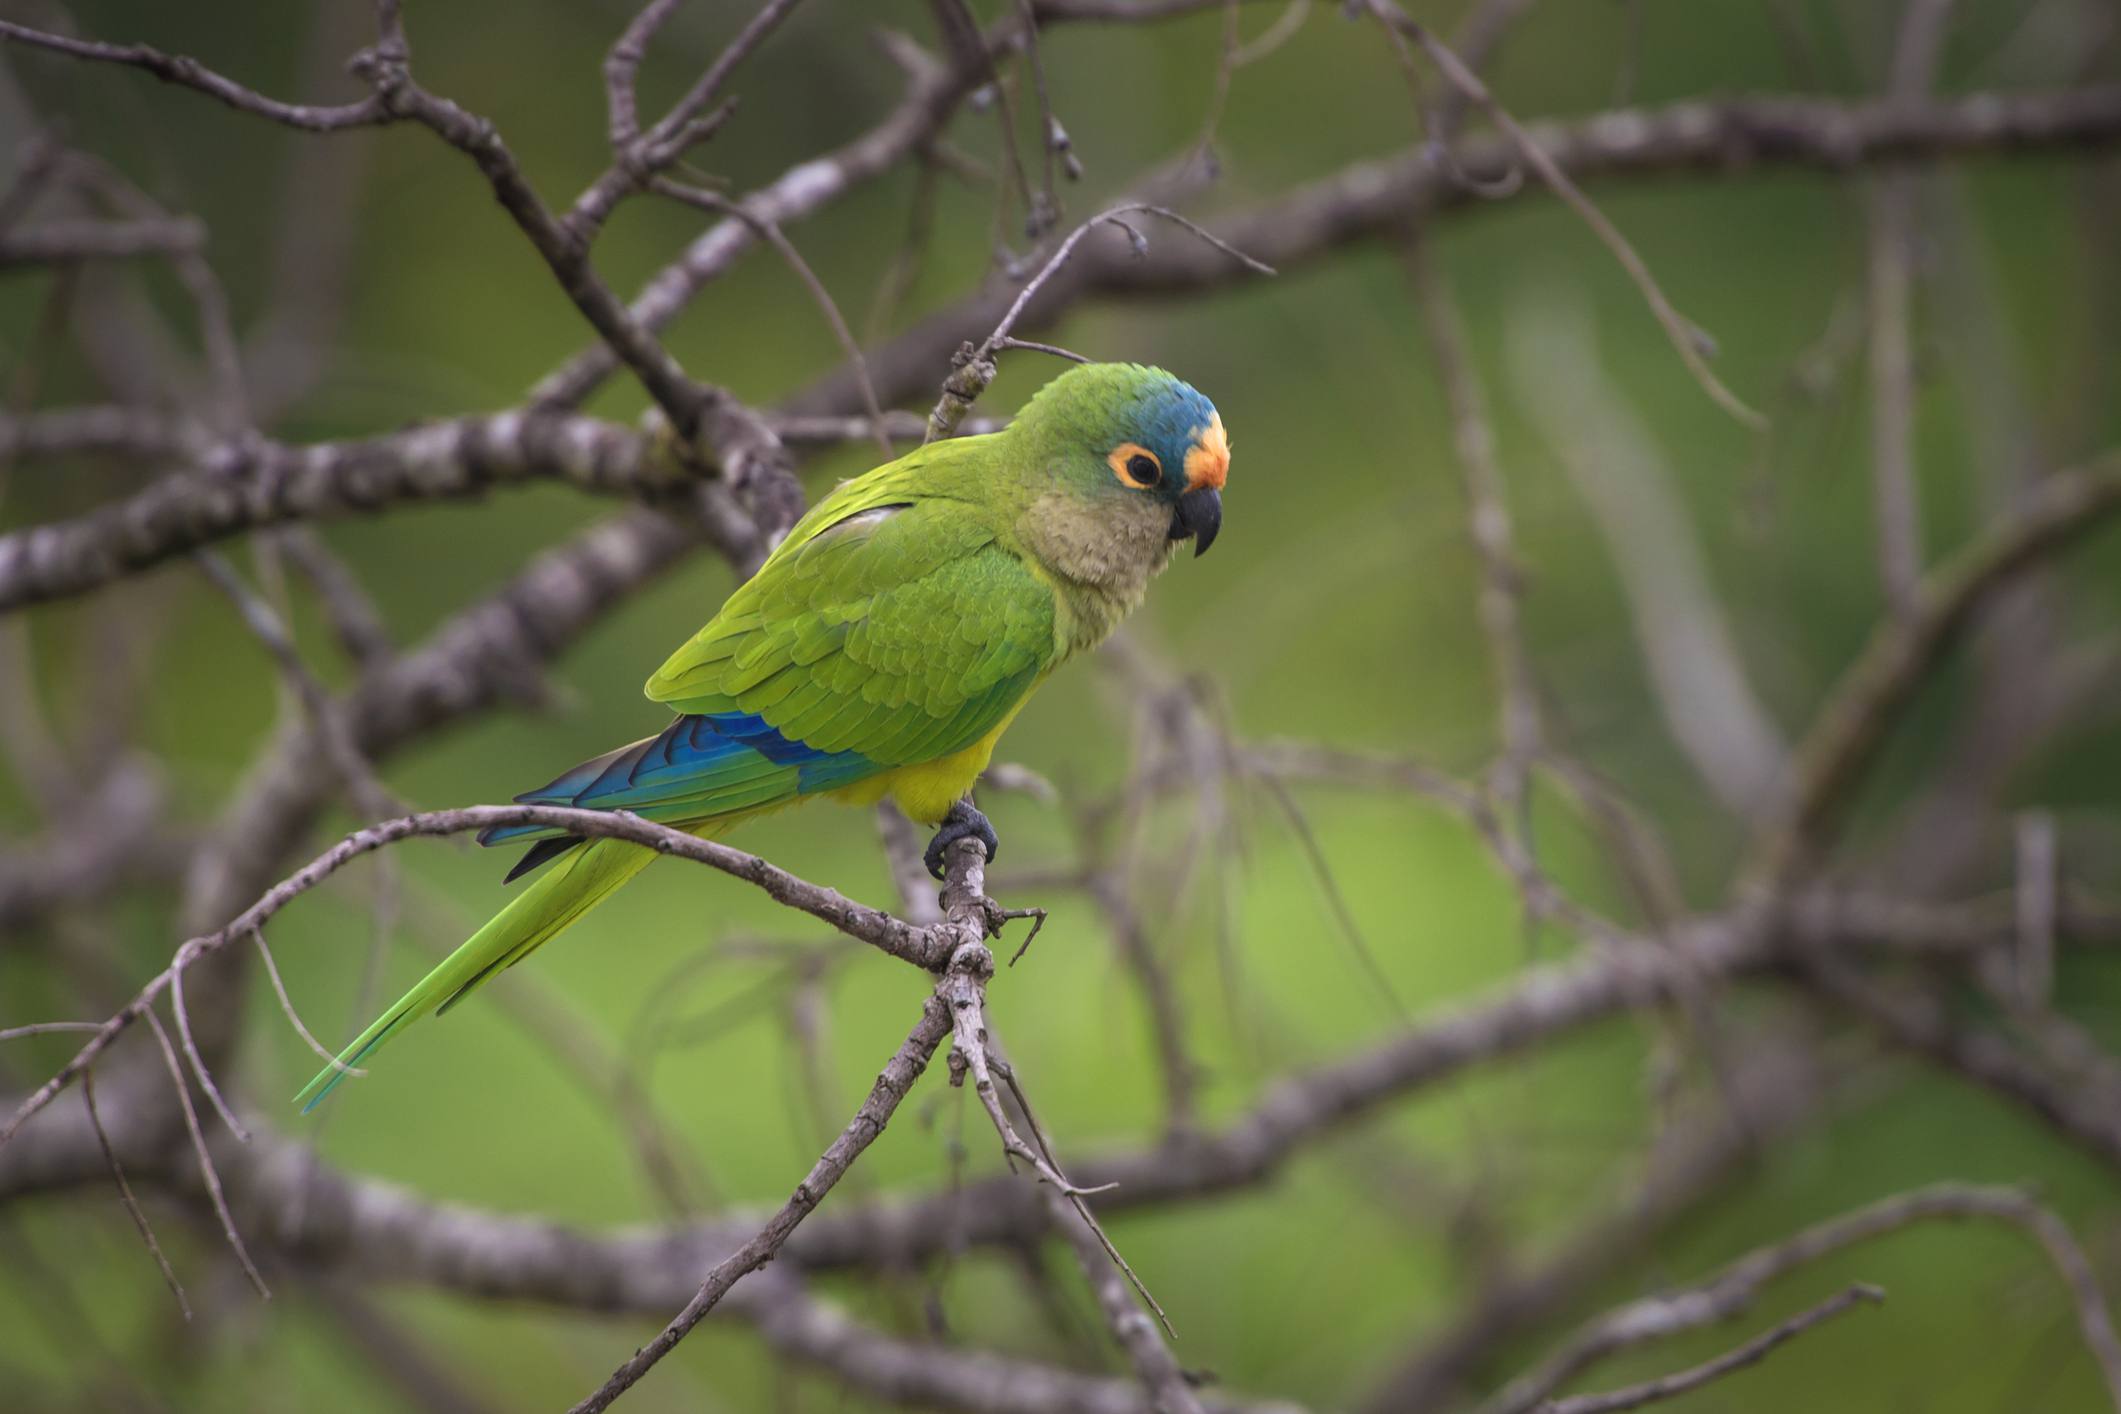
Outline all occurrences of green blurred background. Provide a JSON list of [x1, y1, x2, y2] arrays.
[[3, 1, 2121, 1409]]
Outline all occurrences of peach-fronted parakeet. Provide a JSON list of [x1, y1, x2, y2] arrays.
[[297, 363, 1229, 1108]]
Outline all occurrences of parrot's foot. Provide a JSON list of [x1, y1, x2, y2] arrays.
[[925, 799, 999, 880]]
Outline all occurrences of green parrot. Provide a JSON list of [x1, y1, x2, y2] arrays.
[[297, 363, 1229, 1109]]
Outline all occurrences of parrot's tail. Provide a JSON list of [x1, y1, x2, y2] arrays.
[[294, 837, 658, 1111]]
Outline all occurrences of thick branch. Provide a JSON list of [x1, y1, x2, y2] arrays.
[[1863, 0, 1954, 622], [740, 1272, 1304, 1414], [791, 86, 2121, 419], [0, 412, 679, 611], [1802, 958, 2121, 1172], [0, 216, 205, 266]]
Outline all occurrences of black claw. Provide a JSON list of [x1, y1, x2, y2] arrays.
[[925, 799, 999, 880]]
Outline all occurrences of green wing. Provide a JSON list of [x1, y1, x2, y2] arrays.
[[646, 438, 1059, 777]]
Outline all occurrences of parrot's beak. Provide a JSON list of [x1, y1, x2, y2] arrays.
[[1172, 414, 1227, 557], [1170, 487, 1222, 557]]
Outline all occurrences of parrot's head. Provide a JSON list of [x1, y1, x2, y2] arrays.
[[1009, 362, 1229, 574]]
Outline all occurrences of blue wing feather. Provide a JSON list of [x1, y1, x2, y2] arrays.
[[476, 711, 880, 872]]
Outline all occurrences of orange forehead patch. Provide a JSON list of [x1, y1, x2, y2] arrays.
[[1184, 413, 1229, 492]]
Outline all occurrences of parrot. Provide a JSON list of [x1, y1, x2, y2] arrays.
[[296, 362, 1229, 1110]]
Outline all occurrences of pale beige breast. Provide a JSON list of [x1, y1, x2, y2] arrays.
[[1017, 490, 1176, 660]]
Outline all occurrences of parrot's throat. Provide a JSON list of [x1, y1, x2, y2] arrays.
[[1017, 491, 1175, 656]]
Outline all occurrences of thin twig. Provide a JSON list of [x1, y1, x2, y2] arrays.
[[1371, 3, 1765, 427], [945, 0, 1044, 242], [568, 994, 952, 1413], [1017, 0, 1072, 215], [252, 929, 365, 1078], [336, 22, 789, 488], [604, 0, 685, 148], [0, 1022, 104, 1042], [167, 941, 250, 1143], [195, 551, 402, 822], [1045, 1182, 1205, 1414], [571, 0, 808, 236], [647, 178, 894, 458], [1188, 0, 1245, 173], [1539, 1284, 1884, 1414], [139, 1008, 269, 1298], [83, 1068, 190, 1320], [0, 19, 390, 131], [925, 202, 1273, 441], [1486, 1183, 2121, 1414], [994, 1053, 1173, 1338]]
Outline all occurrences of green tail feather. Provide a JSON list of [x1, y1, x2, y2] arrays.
[[295, 837, 659, 1111]]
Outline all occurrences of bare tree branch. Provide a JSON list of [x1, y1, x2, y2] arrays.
[[0, 411, 686, 611], [569, 0, 807, 238], [792, 85, 2121, 419], [1864, 0, 1957, 620], [2, 799, 1015, 1154], [1048, 1184, 1205, 1414], [0, 215, 205, 266], [570, 993, 952, 1413], [1538, 1283, 1885, 1414], [1367, 1, 1763, 425], [924, 202, 1274, 442], [0, 18, 390, 132], [1744, 452, 2121, 890], [1484, 1183, 2121, 1414], [1505, 290, 1787, 816]]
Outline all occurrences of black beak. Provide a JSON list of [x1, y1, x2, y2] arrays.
[[1170, 487, 1222, 558]]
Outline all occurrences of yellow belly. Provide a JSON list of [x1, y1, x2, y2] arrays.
[[831, 700, 1030, 825]]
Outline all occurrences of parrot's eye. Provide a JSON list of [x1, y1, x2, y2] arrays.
[[1107, 443, 1162, 490]]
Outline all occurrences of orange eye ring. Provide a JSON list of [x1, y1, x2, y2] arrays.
[[1107, 442, 1162, 489]]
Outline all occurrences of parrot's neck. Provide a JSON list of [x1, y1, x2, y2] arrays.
[[1013, 491, 1174, 658]]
